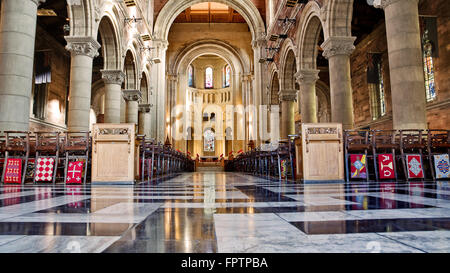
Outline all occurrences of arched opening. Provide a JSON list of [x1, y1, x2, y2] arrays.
[[140, 72, 148, 104], [283, 50, 297, 91], [124, 50, 137, 90]]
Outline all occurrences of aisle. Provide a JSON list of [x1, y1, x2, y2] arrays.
[[0, 173, 448, 252]]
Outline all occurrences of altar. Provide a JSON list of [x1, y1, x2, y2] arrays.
[[199, 156, 219, 162]]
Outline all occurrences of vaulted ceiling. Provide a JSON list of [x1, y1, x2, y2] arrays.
[[174, 2, 246, 23]]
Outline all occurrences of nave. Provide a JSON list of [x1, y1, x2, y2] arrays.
[[0, 171, 448, 253]]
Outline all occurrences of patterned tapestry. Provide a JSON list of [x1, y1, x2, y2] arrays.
[[35, 157, 55, 182], [4, 159, 22, 184], [406, 154, 424, 179], [350, 154, 367, 179], [434, 154, 449, 179]]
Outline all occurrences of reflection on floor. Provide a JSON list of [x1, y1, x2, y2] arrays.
[[0, 172, 449, 253]]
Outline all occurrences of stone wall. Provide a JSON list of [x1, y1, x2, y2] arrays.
[[29, 25, 70, 132]]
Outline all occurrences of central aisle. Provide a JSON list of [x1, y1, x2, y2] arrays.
[[0, 172, 448, 252]]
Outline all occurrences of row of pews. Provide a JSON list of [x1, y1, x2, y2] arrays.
[[0, 130, 194, 184], [226, 129, 450, 182]]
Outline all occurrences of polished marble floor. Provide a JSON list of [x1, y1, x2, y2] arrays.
[[0, 171, 449, 253]]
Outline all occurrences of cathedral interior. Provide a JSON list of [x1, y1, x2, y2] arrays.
[[0, 0, 448, 254]]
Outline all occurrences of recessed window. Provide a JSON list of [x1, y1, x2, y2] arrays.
[[367, 53, 386, 120], [223, 65, 231, 87], [420, 16, 438, 102], [188, 64, 195, 88], [204, 128, 215, 152], [205, 67, 213, 89]]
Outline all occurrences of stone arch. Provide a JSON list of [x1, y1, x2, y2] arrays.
[[316, 80, 331, 123], [270, 71, 280, 106], [153, 0, 265, 41], [123, 50, 137, 90], [280, 48, 297, 91], [140, 71, 149, 104], [297, 1, 325, 70], [68, 0, 96, 37], [171, 39, 248, 77], [97, 15, 121, 70], [91, 79, 105, 124], [323, 0, 354, 37]]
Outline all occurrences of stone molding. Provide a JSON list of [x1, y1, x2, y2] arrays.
[[373, 0, 419, 9], [251, 37, 267, 49], [101, 70, 125, 85], [321, 36, 356, 59], [65, 36, 101, 58], [278, 89, 298, 101], [138, 104, 152, 113], [295, 69, 320, 85], [31, 0, 46, 5], [122, 90, 142, 102]]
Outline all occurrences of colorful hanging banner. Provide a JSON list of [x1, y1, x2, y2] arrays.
[[4, 159, 22, 184], [35, 157, 55, 182], [66, 161, 84, 184], [406, 154, 424, 179], [378, 154, 395, 179], [434, 154, 449, 179], [350, 154, 367, 179]]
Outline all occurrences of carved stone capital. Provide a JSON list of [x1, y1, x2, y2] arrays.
[[242, 73, 254, 82], [101, 70, 125, 85], [372, 0, 418, 9], [122, 90, 142, 102], [138, 104, 151, 113], [251, 37, 267, 49], [65, 36, 101, 58], [279, 89, 298, 101], [153, 39, 169, 51], [295, 69, 320, 85], [321, 36, 356, 59]]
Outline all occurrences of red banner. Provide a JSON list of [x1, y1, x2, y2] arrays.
[[378, 154, 395, 179], [66, 161, 84, 184]]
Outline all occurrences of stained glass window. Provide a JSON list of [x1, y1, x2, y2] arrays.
[[377, 61, 386, 117], [205, 67, 213, 89], [188, 65, 194, 87], [204, 129, 215, 152], [422, 30, 436, 102], [223, 65, 231, 87], [367, 53, 386, 120]]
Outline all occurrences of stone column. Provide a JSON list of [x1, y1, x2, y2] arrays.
[[65, 36, 101, 131], [296, 69, 320, 123], [279, 89, 297, 140], [374, 0, 427, 129], [0, 0, 45, 131], [151, 39, 169, 142], [321, 36, 355, 129], [252, 36, 267, 146], [167, 73, 178, 142], [138, 104, 151, 136], [101, 70, 125, 123], [123, 89, 142, 126]]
